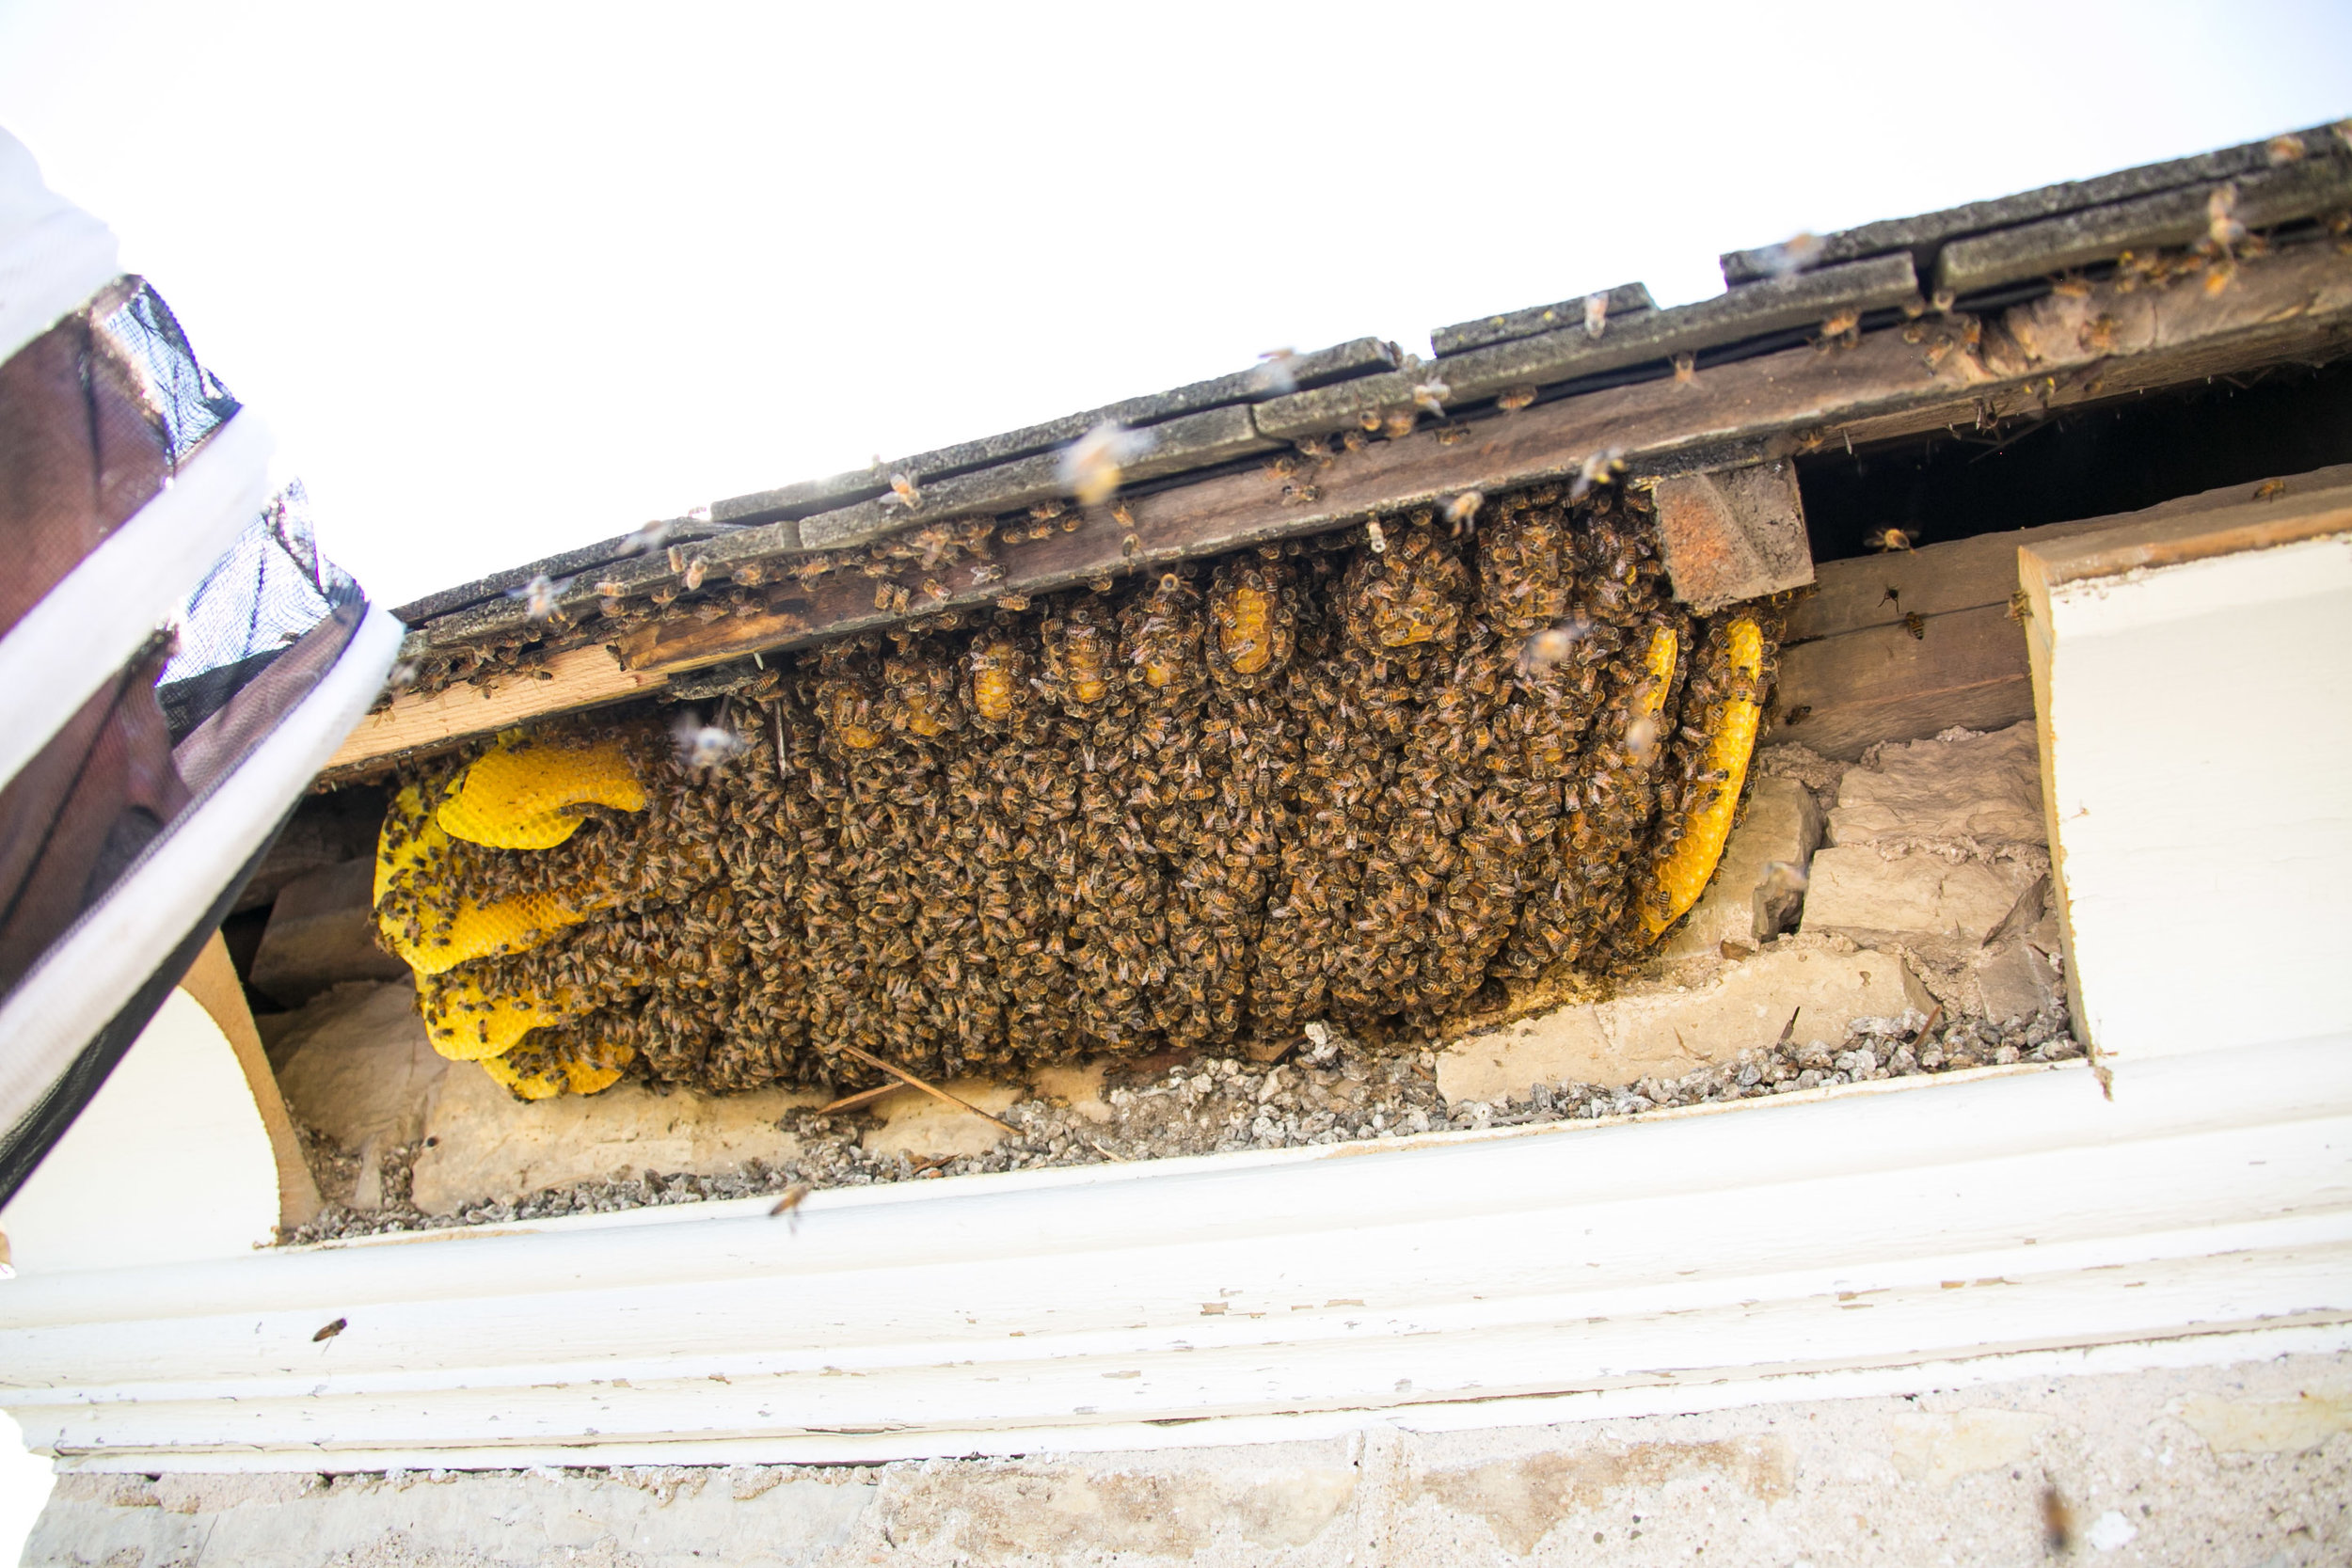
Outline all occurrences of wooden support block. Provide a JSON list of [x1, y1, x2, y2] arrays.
[[1650, 461, 1813, 611]]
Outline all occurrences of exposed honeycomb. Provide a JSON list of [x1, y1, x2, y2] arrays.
[[375, 483, 1780, 1098]]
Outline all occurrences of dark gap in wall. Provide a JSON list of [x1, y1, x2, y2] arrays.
[[1797, 356, 2352, 563]]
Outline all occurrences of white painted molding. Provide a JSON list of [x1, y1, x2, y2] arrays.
[[2, 1037, 2345, 1470], [2023, 493, 2352, 1064]]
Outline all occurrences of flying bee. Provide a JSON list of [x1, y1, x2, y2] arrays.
[[1444, 491, 1483, 534], [1517, 618, 1590, 675], [769, 1180, 813, 1228], [885, 471, 923, 511], [1568, 448, 1626, 503], [1864, 527, 1915, 552], [2207, 182, 2246, 250], [1582, 291, 1610, 338], [616, 517, 675, 556], [683, 556, 709, 592], [2265, 133, 2307, 166], [509, 574, 568, 623], [1250, 347, 1298, 395], [1409, 379, 1451, 420], [1058, 420, 1154, 507], [673, 710, 749, 770], [1752, 230, 1824, 279]]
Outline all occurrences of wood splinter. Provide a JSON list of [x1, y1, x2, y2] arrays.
[[833, 1043, 1019, 1134]]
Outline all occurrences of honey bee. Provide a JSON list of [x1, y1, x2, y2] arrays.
[[1672, 353, 1697, 385], [1496, 386, 1537, 411], [617, 518, 675, 557], [1752, 231, 1824, 279], [509, 574, 567, 623], [1903, 611, 1926, 640], [1568, 448, 1626, 503], [1059, 420, 1153, 507], [2253, 478, 2287, 501], [1817, 309, 1861, 351]]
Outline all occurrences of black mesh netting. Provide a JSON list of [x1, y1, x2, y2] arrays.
[[85, 279, 364, 744], [157, 481, 364, 743], [95, 280, 240, 462]]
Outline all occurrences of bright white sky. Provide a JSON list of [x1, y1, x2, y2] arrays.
[[1, 1, 2346, 610]]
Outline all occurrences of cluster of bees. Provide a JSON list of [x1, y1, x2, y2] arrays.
[[380, 482, 1778, 1096]]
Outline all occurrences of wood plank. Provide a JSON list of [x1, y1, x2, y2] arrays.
[[321, 644, 666, 779], [1255, 255, 1919, 438], [331, 243, 2352, 769], [2028, 485, 2352, 586], [1767, 602, 2029, 760], [178, 933, 320, 1233]]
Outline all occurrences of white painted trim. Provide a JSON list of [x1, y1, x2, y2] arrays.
[[3, 1036, 2344, 1470], [2029, 527, 2352, 1063], [0, 409, 276, 793], [0, 605, 405, 1146], [0, 132, 118, 369]]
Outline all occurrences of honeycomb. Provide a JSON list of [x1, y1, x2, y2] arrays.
[[375, 482, 1779, 1097]]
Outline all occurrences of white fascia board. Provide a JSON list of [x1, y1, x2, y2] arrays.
[[2, 1036, 2346, 1470], [2038, 531, 2352, 1061]]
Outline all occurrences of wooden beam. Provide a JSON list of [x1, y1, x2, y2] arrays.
[[321, 644, 665, 780], [1769, 602, 2033, 761], [1784, 463, 2352, 642], [1769, 466, 2352, 762], [329, 243, 2352, 773]]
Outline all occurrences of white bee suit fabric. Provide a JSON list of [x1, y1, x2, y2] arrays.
[[0, 128, 401, 1203]]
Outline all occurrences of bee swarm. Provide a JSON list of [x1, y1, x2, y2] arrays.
[[378, 482, 1786, 1099]]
